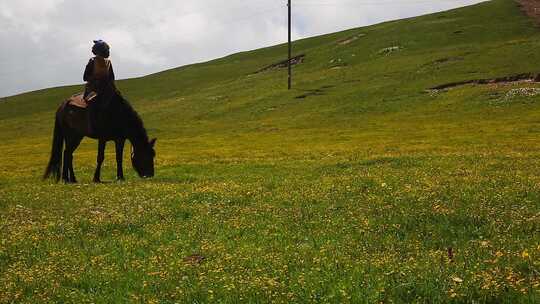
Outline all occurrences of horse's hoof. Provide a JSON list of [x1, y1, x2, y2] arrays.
[[93, 179, 102, 184], [116, 177, 125, 182]]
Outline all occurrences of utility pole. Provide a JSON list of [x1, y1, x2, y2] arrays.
[[288, 0, 292, 90]]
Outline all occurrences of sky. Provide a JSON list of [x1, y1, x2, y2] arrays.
[[0, 0, 487, 97]]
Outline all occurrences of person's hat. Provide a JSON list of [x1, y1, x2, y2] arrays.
[[92, 40, 110, 58]]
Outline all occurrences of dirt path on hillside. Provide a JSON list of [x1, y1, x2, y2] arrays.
[[517, 0, 540, 25]]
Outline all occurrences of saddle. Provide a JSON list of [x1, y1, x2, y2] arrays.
[[68, 92, 97, 109]]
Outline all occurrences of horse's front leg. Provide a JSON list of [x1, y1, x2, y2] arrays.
[[115, 139, 126, 181], [93, 140, 106, 183]]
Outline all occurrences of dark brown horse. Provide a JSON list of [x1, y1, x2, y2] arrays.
[[43, 91, 156, 183]]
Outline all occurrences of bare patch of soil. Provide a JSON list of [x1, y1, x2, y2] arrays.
[[254, 54, 305, 74], [183, 254, 205, 265], [516, 0, 540, 25], [337, 34, 365, 46], [378, 46, 402, 56], [428, 73, 540, 91]]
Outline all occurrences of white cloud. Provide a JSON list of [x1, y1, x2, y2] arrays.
[[0, 0, 487, 97]]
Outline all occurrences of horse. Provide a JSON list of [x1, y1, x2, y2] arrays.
[[43, 91, 156, 183]]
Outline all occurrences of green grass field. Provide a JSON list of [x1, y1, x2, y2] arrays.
[[1, 0, 539, 302]]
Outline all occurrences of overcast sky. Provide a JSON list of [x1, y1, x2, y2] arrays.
[[0, 0, 487, 97]]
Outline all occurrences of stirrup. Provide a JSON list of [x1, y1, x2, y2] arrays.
[[85, 92, 98, 103]]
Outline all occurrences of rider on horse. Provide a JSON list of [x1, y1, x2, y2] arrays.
[[83, 40, 116, 134]]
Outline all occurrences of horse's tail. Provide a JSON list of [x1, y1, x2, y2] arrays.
[[43, 112, 64, 182]]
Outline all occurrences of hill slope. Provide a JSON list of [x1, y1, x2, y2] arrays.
[[1, 0, 539, 302], [2, 0, 540, 168]]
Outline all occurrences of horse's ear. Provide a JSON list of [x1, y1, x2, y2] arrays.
[[149, 138, 157, 147]]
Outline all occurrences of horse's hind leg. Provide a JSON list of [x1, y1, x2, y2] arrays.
[[62, 151, 70, 183], [63, 135, 83, 183], [62, 151, 75, 183]]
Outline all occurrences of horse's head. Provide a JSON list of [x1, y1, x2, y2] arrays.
[[131, 138, 156, 178]]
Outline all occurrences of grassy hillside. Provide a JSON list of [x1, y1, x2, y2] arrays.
[[1, 0, 539, 302]]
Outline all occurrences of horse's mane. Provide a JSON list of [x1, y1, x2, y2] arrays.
[[115, 94, 149, 145]]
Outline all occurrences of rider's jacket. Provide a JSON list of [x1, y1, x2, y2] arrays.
[[83, 56, 115, 100]]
